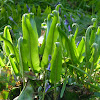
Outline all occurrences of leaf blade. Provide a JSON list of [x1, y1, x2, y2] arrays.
[[50, 42, 62, 83]]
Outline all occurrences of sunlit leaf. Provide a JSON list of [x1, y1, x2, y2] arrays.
[[77, 37, 85, 62], [18, 37, 29, 77], [3, 25, 12, 56], [22, 13, 40, 72], [89, 18, 97, 46], [85, 25, 94, 68], [57, 24, 78, 64], [50, 42, 62, 83], [41, 10, 59, 68]]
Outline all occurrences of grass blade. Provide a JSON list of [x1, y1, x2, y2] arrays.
[[60, 76, 67, 98]]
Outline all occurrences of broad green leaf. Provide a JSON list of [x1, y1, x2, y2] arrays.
[[85, 25, 94, 68], [96, 26, 100, 35], [46, 14, 53, 40], [27, 14, 40, 72], [22, 14, 31, 67], [72, 23, 79, 40], [0, 26, 19, 64], [90, 27, 100, 66], [57, 24, 77, 64], [97, 27, 100, 55], [55, 4, 62, 11], [43, 6, 51, 17], [70, 35, 79, 61], [77, 37, 85, 62], [22, 13, 40, 72], [89, 18, 97, 46], [0, 32, 19, 75], [3, 25, 12, 56], [9, 54, 19, 75], [0, 35, 19, 66], [92, 43, 99, 64], [37, 5, 41, 16], [41, 10, 59, 67], [89, 43, 98, 75], [35, 16, 43, 37], [50, 42, 62, 83], [18, 37, 29, 77], [32, 4, 36, 15], [24, 4, 28, 14]]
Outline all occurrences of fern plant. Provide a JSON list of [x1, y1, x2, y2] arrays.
[[1, 4, 100, 100]]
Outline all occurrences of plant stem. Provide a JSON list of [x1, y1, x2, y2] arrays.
[[54, 82, 57, 100], [43, 85, 45, 100], [43, 69, 47, 100]]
